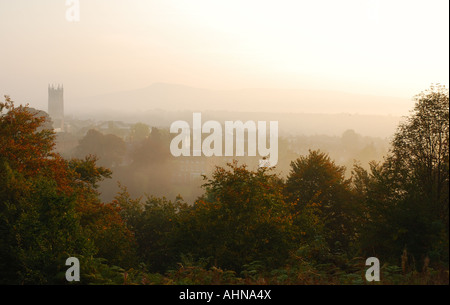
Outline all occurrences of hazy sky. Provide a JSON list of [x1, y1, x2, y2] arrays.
[[0, 0, 448, 112]]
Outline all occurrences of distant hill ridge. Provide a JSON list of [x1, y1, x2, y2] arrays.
[[70, 83, 411, 115], [67, 83, 409, 137]]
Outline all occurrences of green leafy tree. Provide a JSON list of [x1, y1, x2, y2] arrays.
[[130, 127, 171, 166], [68, 156, 138, 269], [285, 150, 359, 252], [180, 161, 295, 272], [130, 122, 150, 142], [359, 85, 449, 266], [391, 84, 449, 232], [125, 127, 175, 197], [0, 162, 93, 284], [115, 188, 189, 273], [75, 129, 126, 168]]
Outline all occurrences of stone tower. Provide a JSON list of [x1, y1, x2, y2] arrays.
[[48, 84, 64, 131]]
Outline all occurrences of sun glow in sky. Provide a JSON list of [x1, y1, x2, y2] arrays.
[[0, 0, 448, 111]]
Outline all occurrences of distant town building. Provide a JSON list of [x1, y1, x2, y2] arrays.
[[48, 84, 64, 131], [175, 158, 207, 183]]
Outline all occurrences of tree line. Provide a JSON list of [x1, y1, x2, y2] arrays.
[[0, 85, 448, 284]]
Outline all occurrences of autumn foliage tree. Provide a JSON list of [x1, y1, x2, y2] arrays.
[[0, 96, 71, 192], [0, 97, 137, 283], [0, 96, 91, 283]]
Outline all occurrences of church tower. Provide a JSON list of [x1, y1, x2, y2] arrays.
[[48, 84, 64, 131]]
